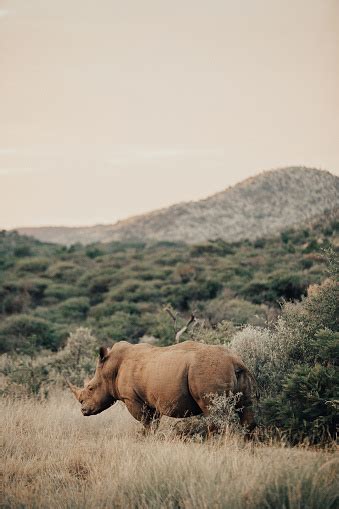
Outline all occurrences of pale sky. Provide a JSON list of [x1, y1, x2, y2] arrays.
[[1, 0, 338, 229]]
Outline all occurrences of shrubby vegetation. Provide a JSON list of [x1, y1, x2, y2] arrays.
[[0, 211, 337, 352], [0, 328, 99, 396], [229, 276, 338, 444], [0, 212, 338, 445]]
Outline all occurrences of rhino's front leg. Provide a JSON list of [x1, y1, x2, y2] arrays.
[[124, 400, 160, 434]]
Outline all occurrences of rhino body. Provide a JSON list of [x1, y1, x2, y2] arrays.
[[69, 340, 256, 431]]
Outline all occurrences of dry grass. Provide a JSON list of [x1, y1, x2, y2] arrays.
[[1, 392, 338, 509]]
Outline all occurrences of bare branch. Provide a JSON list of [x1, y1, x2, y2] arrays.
[[164, 306, 198, 343], [175, 314, 196, 343], [164, 306, 177, 324]]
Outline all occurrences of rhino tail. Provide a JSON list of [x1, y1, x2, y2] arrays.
[[234, 366, 260, 401]]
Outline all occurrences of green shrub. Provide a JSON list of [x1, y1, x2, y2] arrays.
[[22, 278, 48, 306], [89, 276, 112, 295], [242, 271, 307, 303], [46, 261, 83, 283], [170, 280, 222, 311], [302, 238, 320, 253], [13, 245, 32, 257], [300, 258, 313, 270], [205, 296, 267, 326], [93, 312, 144, 343], [85, 246, 104, 259], [269, 271, 307, 301], [2, 293, 26, 314], [16, 257, 50, 273], [189, 320, 236, 345], [230, 326, 287, 396], [253, 238, 265, 249], [264, 361, 338, 444], [0, 354, 51, 397], [0, 314, 59, 354], [141, 310, 177, 346], [57, 297, 90, 320], [0, 281, 28, 314], [280, 230, 292, 244], [0, 279, 49, 313], [0, 328, 101, 396], [190, 240, 235, 257], [231, 277, 338, 444], [44, 284, 79, 304], [50, 327, 100, 385], [275, 278, 338, 362]]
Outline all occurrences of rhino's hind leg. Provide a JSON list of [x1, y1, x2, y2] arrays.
[[236, 393, 257, 439], [191, 392, 256, 438], [238, 405, 256, 437]]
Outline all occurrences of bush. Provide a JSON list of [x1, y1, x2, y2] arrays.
[[206, 392, 244, 434], [57, 297, 90, 321], [85, 246, 104, 259], [92, 312, 144, 343], [141, 310, 177, 346], [190, 240, 235, 256], [51, 327, 99, 386], [300, 258, 313, 270], [88, 276, 112, 304], [13, 245, 32, 257], [230, 326, 287, 396], [0, 314, 59, 354], [230, 277, 338, 444], [170, 280, 222, 311], [46, 262, 83, 283], [2, 294, 25, 314], [16, 257, 50, 273], [242, 271, 307, 304], [264, 360, 338, 445], [275, 278, 338, 363], [205, 296, 267, 326], [0, 328, 100, 395], [44, 284, 79, 304], [22, 278, 49, 306], [189, 320, 236, 345], [0, 354, 51, 397]]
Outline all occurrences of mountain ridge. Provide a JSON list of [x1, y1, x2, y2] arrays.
[[16, 167, 338, 245]]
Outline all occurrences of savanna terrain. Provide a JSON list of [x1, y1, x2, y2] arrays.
[[1, 208, 338, 508]]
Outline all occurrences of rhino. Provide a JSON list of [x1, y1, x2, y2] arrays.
[[68, 340, 256, 432]]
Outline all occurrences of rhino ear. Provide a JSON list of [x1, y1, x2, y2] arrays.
[[99, 346, 109, 363]]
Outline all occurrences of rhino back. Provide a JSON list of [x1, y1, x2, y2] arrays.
[[116, 344, 199, 416], [114, 341, 242, 417]]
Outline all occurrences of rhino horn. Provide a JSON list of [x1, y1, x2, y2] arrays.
[[66, 379, 81, 401]]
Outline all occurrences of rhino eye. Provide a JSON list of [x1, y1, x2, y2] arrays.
[[88, 386, 94, 391]]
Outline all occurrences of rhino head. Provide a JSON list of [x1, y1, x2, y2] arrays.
[[67, 346, 116, 416]]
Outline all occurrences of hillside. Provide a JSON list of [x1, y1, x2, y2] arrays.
[[1, 208, 337, 354], [16, 167, 339, 245]]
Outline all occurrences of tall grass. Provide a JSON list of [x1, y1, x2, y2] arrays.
[[2, 392, 338, 509]]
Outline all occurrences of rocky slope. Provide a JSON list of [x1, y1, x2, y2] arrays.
[[17, 167, 338, 245]]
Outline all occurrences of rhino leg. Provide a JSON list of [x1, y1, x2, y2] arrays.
[[237, 398, 256, 438], [125, 400, 160, 433], [239, 407, 256, 429]]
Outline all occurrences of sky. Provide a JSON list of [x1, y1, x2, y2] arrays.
[[1, 0, 338, 229]]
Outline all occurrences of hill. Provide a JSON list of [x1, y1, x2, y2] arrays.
[[1, 208, 337, 354], [16, 167, 339, 245]]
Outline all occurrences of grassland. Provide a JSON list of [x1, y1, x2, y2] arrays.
[[1, 209, 338, 508], [1, 392, 338, 509]]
